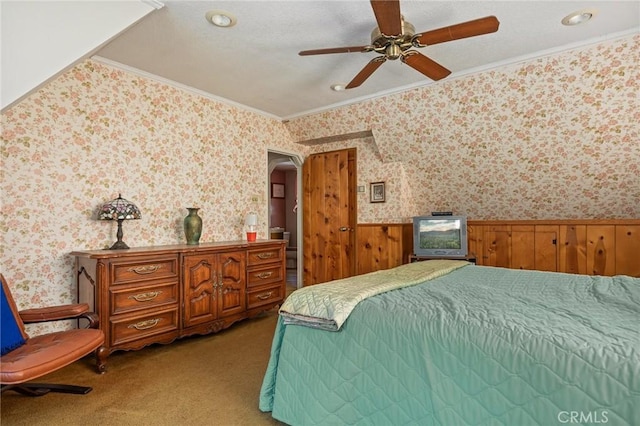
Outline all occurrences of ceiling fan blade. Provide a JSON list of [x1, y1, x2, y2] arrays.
[[416, 16, 500, 46], [299, 46, 370, 56], [345, 57, 387, 89], [370, 0, 402, 36], [401, 51, 451, 81]]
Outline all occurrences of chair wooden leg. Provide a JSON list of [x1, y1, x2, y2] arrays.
[[1, 383, 92, 396], [95, 346, 108, 374]]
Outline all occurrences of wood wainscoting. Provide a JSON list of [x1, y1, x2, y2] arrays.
[[356, 219, 640, 278], [468, 219, 640, 277], [356, 223, 413, 275]]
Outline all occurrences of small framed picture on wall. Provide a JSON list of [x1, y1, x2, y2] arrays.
[[370, 181, 385, 203], [272, 183, 285, 198]]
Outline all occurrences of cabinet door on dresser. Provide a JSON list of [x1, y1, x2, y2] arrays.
[[182, 251, 246, 329], [218, 251, 247, 317]]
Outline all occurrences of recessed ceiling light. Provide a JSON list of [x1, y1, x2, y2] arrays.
[[205, 10, 237, 28], [331, 84, 346, 92], [561, 9, 597, 26]]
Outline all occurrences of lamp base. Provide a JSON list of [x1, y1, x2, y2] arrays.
[[109, 241, 130, 250], [109, 219, 131, 250]]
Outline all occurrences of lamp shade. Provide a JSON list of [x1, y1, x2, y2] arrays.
[[99, 194, 141, 250], [245, 213, 258, 227], [99, 194, 141, 221]]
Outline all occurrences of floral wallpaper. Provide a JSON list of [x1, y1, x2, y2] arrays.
[[291, 34, 640, 222], [1, 60, 306, 331], [306, 134, 414, 223], [1, 35, 639, 334]]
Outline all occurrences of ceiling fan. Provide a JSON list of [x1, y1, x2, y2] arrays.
[[299, 0, 500, 89]]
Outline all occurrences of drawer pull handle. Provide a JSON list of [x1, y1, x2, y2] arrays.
[[256, 292, 273, 300], [128, 318, 160, 330], [128, 265, 162, 275], [129, 291, 163, 302], [257, 252, 275, 259], [255, 272, 273, 279]]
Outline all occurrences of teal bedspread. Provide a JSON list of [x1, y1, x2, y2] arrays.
[[259, 264, 640, 425], [280, 259, 468, 331]]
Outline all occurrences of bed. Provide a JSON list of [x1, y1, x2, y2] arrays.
[[259, 260, 639, 425]]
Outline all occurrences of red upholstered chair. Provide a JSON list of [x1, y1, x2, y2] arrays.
[[1, 273, 107, 396]]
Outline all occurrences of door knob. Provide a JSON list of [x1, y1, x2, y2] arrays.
[[339, 227, 351, 232]]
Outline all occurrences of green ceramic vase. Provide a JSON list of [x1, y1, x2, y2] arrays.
[[184, 208, 202, 245]]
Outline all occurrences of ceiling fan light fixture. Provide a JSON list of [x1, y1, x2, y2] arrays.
[[205, 10, 237, 28], [299, 2, 501, 90], [561, 9, 597, 26], [330, 84, 346, 92], [386, 43, 402, 60]]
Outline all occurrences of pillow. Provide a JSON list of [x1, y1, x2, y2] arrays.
[[1, 280, 26, 355]]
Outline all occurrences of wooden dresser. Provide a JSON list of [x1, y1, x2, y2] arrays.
[[71, 240, 285, 358]]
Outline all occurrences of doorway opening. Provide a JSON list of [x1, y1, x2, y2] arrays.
[[267, 150, 303, 289]]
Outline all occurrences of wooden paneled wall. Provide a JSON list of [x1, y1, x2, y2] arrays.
[[356, 223, 413, 275], [356, 219, 640, 277], [469, 220, 640, 277]]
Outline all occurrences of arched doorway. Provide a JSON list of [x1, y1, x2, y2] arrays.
[[268, 150, 303, 288]]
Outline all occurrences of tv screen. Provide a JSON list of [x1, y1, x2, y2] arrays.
[[412, 216, 468, 258]]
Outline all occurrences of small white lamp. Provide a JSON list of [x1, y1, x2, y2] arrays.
[[245, 212, 258, 242]]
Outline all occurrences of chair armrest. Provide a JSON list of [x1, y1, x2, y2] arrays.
[[19, 303, 99, 328]]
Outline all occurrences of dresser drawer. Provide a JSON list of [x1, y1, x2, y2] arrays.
[[111, 256, 179, 285], [110, 307, 179, 346], [247, 264, 283, 288], [247, 284, 284, 309], [110, 281, 178, 315], [247, 246, 283, 266]]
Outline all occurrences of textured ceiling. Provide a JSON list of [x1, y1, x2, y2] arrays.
[[94, 1, 640, 120]]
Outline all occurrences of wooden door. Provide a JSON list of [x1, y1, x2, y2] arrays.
[[303, 148, 357, 285], [217, 251, 246, 318]]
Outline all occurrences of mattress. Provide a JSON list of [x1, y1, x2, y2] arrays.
[[259, 264, 640, 425]]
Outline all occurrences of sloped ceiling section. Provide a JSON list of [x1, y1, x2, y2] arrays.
[[0, 0, 159, 110]]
